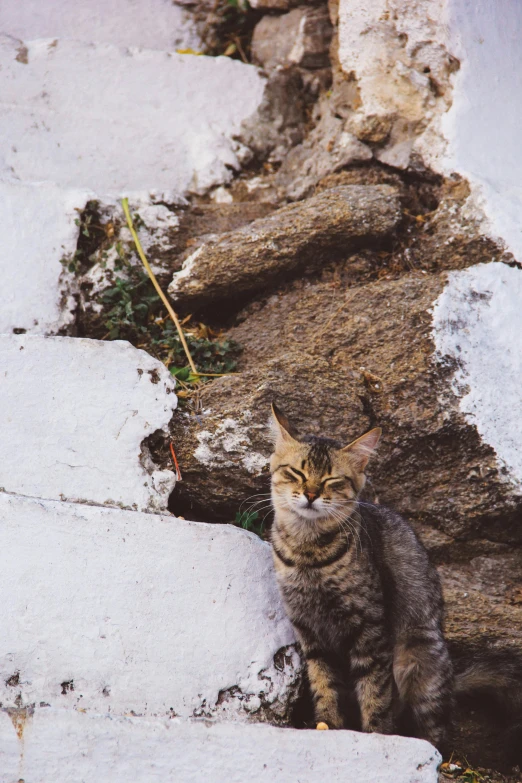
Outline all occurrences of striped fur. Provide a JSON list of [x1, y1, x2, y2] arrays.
[[269, 404, 453, 748]]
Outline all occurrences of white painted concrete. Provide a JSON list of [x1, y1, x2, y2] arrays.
[[0, 336, 177, 510], [440, 0, 522, 260], [0, 181, 89, 335], [0, 494, 298, 720], [0, 35, 265, 199], [0, 0, 199, 52], [337, 0, 522, 261], [432, 262, 522, 487], [0, 708, 441, 783]]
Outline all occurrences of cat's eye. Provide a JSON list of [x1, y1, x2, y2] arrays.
[[283, 469, 302, 483], [322, 477, 344, 487], [322, 476, 355, 491]]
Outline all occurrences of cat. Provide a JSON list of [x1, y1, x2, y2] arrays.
[[269, 402, 454, 748]]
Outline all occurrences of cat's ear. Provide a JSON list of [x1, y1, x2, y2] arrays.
[[341, 427, 381, 471], [270, 403, 299, 448]]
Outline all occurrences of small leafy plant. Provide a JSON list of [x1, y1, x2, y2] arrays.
[[94, 258, 240, 400], [235, 509, 266, 538]]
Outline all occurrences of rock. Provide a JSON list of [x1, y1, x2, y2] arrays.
[[0, 708, 441, 782], [336, 0, 458, 172], [251, 7, 333, 71], [0, 493, 299, 721], [168, 202, 274, 269], [0, 35, 265, 198], [336, 0, 522, 263], [0, 0, 200, 51], [441, 551, 522, 658], [276, 112, 373, 200], [0, 335, 177, 511], [169, 264, 522, 543], [168, 185, 401, 309], [0, 180, 87, 335], [79, 200, 275, 306], [239, 69, 309, 164]]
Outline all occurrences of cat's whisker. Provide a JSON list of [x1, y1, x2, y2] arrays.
[[245, 504, 274, 517], [324, 505, 363, 557], [238, 493, 272, 512], [331, 513, 361, 559], [243, 499, 274, 512]]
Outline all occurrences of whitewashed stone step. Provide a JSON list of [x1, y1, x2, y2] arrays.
[[0, 336, 177, 510], [0, 494, 298, 721], [0, 708, 441, 783], [0, 0, 199, 52], [0, 35, 264, 199], [0, 181, 88, 335]]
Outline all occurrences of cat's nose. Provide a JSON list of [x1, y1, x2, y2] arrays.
[[305, 491, 317, 504]]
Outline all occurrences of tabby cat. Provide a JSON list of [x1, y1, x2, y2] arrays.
[[269, 403, 453, 748]]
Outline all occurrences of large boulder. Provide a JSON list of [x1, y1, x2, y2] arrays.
[[169, 263, 522, 543]]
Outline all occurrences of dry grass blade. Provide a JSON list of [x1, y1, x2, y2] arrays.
[[121, 197, 198, 375]]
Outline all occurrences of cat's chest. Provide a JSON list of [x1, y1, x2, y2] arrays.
[[279, 558, 371, 622]]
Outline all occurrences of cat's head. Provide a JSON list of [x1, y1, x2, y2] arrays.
[[270, 403, 381, 522]]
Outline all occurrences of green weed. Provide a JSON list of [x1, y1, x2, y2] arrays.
[[96, 261, 240, 394], [235, 509, 266, 538]]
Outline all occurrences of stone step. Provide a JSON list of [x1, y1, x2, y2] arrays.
[[1, 181, 89, 335], [0, 708, 440, 783], [0, 33, 265, 335], [0, 335, 177, 511], [0, 493, 298, 722], [0, 35, 264, 199], [0, 0, 199, 52]]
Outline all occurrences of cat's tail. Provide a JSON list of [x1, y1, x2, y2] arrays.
[[454, 649, 522, 709], [454, 649, 522, 763]]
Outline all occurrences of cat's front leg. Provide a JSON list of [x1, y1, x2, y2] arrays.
[[306, 653, 345, 729], [293, 625, 345, 728], [352, 655, 394, 734]]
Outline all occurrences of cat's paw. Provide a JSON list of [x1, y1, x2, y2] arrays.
[[316, 722, 329, 730]]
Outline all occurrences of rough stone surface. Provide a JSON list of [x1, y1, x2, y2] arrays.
[[82, 200, 275, 294], [168, 185, 401, 308], [0, 336, 177, 511], [336, 0, 522, 263], [276, 113, 373, 200], [251, 7, 332, 71], [169, 266, 522, 542], [0, 0, 199, 51], [0, 708, 440, 783], [239, 69, 310, 164], [0, 494, 299, 721], [337, 0, 459, 170], [0, 35, 265, 198], [1, 181, 87, 335]]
